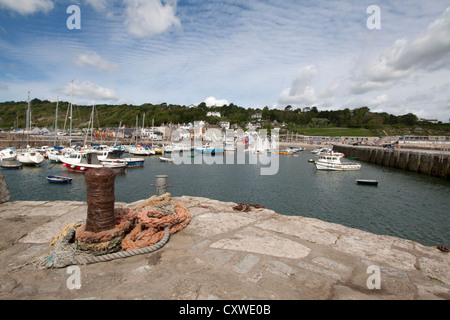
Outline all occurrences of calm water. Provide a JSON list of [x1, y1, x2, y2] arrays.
[[2, 151, 449, 247]]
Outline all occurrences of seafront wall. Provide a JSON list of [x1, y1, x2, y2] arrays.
[[333, 145, 450, 181]]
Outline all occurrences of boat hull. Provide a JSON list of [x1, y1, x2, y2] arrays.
[[62, 161, 127, 173], [356, 180, 379, 186], [101, 158, 145, 167], [46, 176, 72, 184], [315, 161, 361, 171], [17, 152, 44, 166], [1, 164, 22, 170], [0, 149, 17, 161]]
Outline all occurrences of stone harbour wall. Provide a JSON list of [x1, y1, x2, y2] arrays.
[[333, 145, 450, 180]]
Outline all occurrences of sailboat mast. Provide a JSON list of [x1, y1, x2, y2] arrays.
[[69, 81, 73, 147], [26, 91, 30, 147], [90, 102, 95, 145], [54, 97, 59, 146], [142, 113, 145, 144], [135, 115, 138, 145]]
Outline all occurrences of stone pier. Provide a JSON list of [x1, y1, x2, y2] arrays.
[[0, 197, 448, 300], [333, 145, 450, 180]]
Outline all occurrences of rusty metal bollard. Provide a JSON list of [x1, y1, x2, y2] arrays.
[[151, 175, 173, 196], [85, 168, 116, 232]]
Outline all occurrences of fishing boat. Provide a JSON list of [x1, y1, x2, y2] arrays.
[[159, 157, 173, 162], [356, 179, 379, 186], [46, 176, 72, 184], [1, 164, 22, 169], [60, 151, 127, 173], [315, 155, 361, 171]]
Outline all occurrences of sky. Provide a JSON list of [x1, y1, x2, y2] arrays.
[[0, 0, 449, 122]]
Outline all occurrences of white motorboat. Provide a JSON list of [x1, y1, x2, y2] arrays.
[[128, 146, 155, 156], [314, 147, 345, 157], [0, 148, 17, 161], [315, 154, 361, 171], [17, 150, 44, 166], [98, 149, 145, 167]]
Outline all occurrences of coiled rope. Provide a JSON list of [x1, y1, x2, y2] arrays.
[[34, 193, 189, 269]]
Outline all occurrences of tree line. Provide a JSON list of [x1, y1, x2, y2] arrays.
[[0, 99, 441, 132]]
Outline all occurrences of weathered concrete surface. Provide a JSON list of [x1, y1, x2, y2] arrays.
[[0, 197, 448, 300]]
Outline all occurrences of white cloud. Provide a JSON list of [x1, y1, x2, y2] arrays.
[[204, 97, 229, 107], [351, 7, 450, 95], [73, 51, 119, 73], [278, 65, 339, 107], [84, 0, 107, 12], [60, 80, 119, 102], [124, 0, 181, 38], [0, 0, 53, 15]]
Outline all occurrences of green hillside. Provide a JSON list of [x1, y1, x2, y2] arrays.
[[1, 99, 448, 137]]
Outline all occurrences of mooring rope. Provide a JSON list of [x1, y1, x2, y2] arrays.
[[55, 226, 171, 268], [33, 193, 189, 269]]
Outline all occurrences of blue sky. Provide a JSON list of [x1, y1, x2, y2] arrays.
[[1, 0, 449, 122]]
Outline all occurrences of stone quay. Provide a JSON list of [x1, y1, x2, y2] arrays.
[[0, 196, 448, 300]]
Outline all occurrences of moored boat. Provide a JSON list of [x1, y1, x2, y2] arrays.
[[1, 164, 22, 169], [98, 149, 145, 167], [128, 146, 155, 156], [356, 179, 379, 186], [100, 157, 145, 168], [46, 176, 72, 184], [159, 157, 173, 162], [0, 148, 17, 161], [60, 151, 127, 173], [315, 155, 361, 171], [17, 150, 44, 166]]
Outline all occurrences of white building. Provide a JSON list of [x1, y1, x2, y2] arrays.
[[206, 111, 221, 117]]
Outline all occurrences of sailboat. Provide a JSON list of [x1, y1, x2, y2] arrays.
[[17, 92, 44, 166]]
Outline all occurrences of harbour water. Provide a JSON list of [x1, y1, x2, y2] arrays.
[[1, 150, 449, 247]]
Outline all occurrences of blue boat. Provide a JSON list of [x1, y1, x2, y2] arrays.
[[46, 176, 72, 184], [1, 164, 22, 169]]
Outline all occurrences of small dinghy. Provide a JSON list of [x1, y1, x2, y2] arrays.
[[1, 164, 22, 169], [356, 179, 379, 186], [46, 176, 72, 184]]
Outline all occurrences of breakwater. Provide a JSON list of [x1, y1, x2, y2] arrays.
[[333, 145, 450, 181]]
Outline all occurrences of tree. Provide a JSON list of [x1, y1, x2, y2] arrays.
[[399, 113, 418, 126]]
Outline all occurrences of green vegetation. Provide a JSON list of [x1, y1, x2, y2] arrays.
[[0, 99, 449, 136]]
